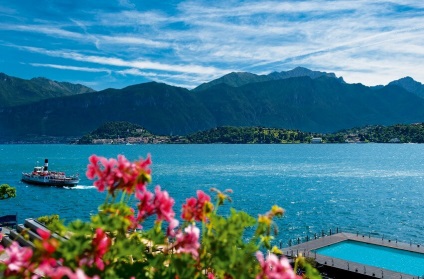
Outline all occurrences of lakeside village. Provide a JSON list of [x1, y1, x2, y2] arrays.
[[56, 122, 424, 144], [2, 121, 423, 144], [86, 133, 402, 145]]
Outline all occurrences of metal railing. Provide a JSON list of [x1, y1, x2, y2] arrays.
[[283, 227, 423, 249]]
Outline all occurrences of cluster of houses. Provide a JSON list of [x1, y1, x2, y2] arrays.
[[91, 136, 187, 145]]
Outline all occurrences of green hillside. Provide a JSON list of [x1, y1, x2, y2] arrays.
[[79, 123, 424, 144], [0, 82, 216, 138], [195, 76, 424, 133], [0, 73, 95, 107], [187, 126, 311, 143], [326, 123, 424, 143], [188, 123, 424, 144], [77, 121, 189, 144], [78, 121, 152, 144]]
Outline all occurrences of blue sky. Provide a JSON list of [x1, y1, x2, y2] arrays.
[[1, 0, 424, 90]]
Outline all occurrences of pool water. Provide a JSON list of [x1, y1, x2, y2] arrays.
[[315, 240, 424, 276]]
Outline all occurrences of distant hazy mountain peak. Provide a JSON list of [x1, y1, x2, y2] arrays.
[[389, 76, 424, 98], [0, 73, 95, 107], [389, 76, 420, 85], [193, 67, 341, 92], [218, 71, 259, 80], [0, 72, 19, 83], [281, 67, 337, 78], [31, 76, 49, 81]]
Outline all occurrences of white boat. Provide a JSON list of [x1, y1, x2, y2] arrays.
[[21, 159, 79, 187]]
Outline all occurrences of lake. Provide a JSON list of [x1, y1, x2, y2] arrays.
[[0, 144, 423, 247]]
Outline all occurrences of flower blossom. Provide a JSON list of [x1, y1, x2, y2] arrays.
[[135, 186, 178, 235], [92, 228, 111, 270], [86, 154, 151, 196], [70, 268, 101, 279], [125, 207, 139, 231], [166, 218, 179, 237], [256, 251, 301, 279], [79, 228, 111, 271], [135, 189, 155, 223], [2, 241, 33, 275], [181, 190, 213, 222], [39, 266, 100, 279], [36, 260, 72, 279], [37, 228, 59, 255], [153, 186, 175, 222], [175, 225, 200, 258]]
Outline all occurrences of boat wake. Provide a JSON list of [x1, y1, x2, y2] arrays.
[[64, 185, 96, 190]]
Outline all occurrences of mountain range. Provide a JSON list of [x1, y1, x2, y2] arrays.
[[0, 73, 95, 107], [192, 67, 343, 92], [0, 68, 424, 141]]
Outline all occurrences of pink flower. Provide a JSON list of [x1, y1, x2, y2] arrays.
[[86, 154, 151, 196], [78, 228, 111, 271], [175, 225, 200, 258], [36, 258, 63, 278], [135, 189, 155, 223], [71, 268, 100, 279], [36, 228, 58, 255], [91, 228, 111, 270], [34, 263, 100, 279], [125, 207, 140, 231], [181, 197, 196, 221], [256, 252, 300, 279], [135, 186, 177, 232], [3, 241, 33, 274], [86, 155, 100, 179], [37, 228, 51, 240], [59, 267, 100, 279], [166, 218, 179, 237], [181, 190, 213, 222], [153, 186, 175, 222]]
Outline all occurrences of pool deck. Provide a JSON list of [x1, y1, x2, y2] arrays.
[[282, 232, 424, 279]]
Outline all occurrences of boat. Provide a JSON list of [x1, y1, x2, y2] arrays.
[[21, 159, 79, 187]]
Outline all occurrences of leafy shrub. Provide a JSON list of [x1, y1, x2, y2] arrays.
[[37, 215, 62, 233], [0, 184, 16, 200]]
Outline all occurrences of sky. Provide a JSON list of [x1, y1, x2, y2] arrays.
[[1, 0, 424, 90]]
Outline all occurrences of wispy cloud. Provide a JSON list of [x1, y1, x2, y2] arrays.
[[29, 63, 112, 74], [1, 0, 424, 88], [0, 23, 170, 49], [22, 46, 226, 75], [118, 0, 135, 9], [0, 24, 84, 40], [97, 35, 170, 48]]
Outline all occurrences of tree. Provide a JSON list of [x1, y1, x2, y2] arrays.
[[0, 184, 16, 200]]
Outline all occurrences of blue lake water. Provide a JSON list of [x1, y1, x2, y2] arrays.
[[0, 144, 423, 247], [315, 240, 424, 276]]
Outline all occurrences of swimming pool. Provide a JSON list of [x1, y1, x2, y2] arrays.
[[314, 240, 424, 276]]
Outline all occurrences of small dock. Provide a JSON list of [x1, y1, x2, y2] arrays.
[[282, 232, 424, 279]]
